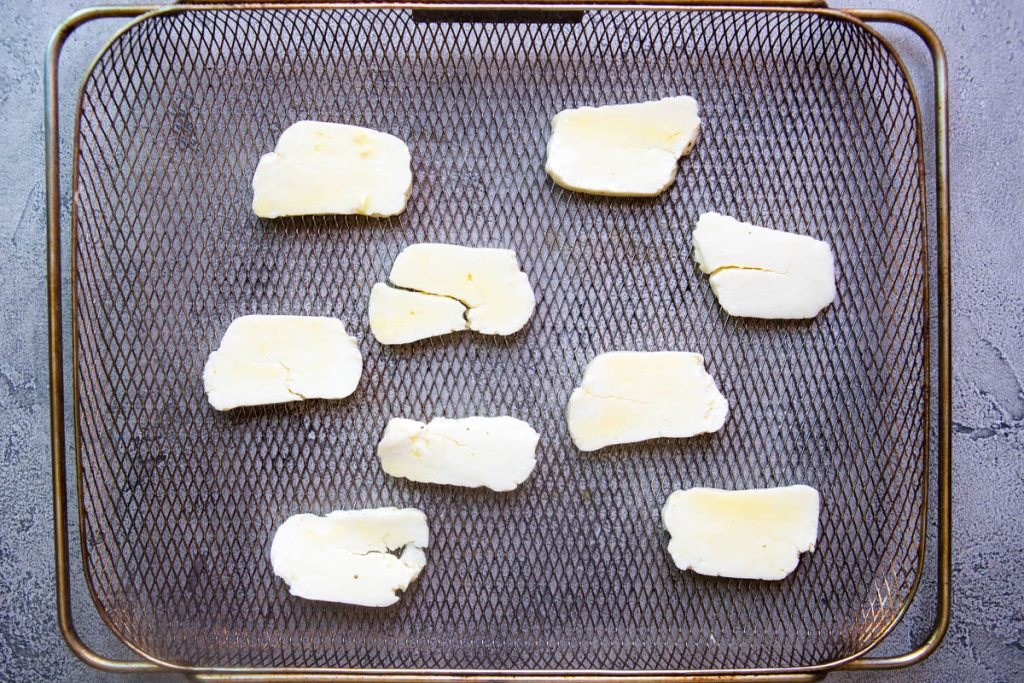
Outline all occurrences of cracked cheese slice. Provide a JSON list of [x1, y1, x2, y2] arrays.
[[270, 507, 428, 607], [662, 485, 820, 581], [251, 121, 412, 218], [203, 315, 362, 411], [378, 416, 539, 492], [368, 282, 467, 345], [566, 351, 728, 452], [385, 243, 535, 337], [693, 212, 836, 319], [545, 96, 701, 196]]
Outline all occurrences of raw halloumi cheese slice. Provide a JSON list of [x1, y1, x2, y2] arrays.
[[692, 212, 836, 319], [662, 485, 820, 581], [566, 351, 728, 452], [251, 121, 412, 218], [203, 315, 362, 411], [386, 243, 536, 336], [368, 282, 468, 345], [545, 96, 701, 196], [270, 507, 429, 607], [378, 416, 539, 492]]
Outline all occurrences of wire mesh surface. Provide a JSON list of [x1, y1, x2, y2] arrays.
[[72, 6, 927, 672]]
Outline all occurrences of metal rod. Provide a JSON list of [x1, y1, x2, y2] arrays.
[[191, 675, 827, 682], [182, 0, 829, 6], [45, 5, 164, 674], [839, 8, 951, 671]]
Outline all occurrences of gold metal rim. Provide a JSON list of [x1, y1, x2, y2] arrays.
[[839, 10, 951, 670], [45, 2, 951, 678], [46, 6, 165, 674]]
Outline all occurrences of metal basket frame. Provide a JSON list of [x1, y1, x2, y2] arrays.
[[44, 2, 951, 681]]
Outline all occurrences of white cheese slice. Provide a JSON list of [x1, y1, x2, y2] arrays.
[[378, 416, 539, 492], [203, 315, 362, 411], [545, 96, 701, 196], [387, 243, 535, 336], [692, 212, 836, 319], [367, 282, 467, 345], [270, 507, 429, 607], [566, 351, 728, 452], [251, 121, 412, 218], [662, 485, 820, 581]]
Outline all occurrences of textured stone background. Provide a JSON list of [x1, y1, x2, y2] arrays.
[[1, 0, 1020, 681]]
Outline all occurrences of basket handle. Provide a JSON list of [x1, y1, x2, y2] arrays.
[[182, 0, 829, 6], [46, 5, 169, 674], [837, 8, 952, 672]]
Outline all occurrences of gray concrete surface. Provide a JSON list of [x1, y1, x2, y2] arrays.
[[1, 0, 1021, 680]]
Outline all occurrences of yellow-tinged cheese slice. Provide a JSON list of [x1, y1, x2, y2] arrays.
[[386, 243, 535, 337], [545, 96, 701, 196], [378, 416, 539, 492], [270, 507, 428, 607], [252, 121, 412, 218], [693, 212, 836, 319], [566, 351, 728, 452], [662, 485, 820, 580], [203, 315, 361, 411]]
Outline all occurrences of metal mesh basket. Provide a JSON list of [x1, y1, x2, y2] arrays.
[[50, 2, 947, 678]]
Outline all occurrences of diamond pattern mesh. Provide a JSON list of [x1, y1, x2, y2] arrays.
[[72, 7, 926, 673]]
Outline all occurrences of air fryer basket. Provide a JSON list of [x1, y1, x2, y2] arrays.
[[45, 3, 951, 680]]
